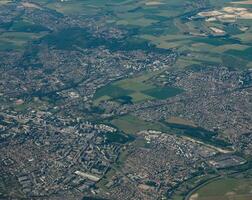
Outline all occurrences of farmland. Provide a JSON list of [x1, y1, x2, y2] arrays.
[[2, 0, 252, 69], [94, 70, 184, 104]]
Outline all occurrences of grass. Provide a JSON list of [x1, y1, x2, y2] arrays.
[[45, 0, 136, 16], [45, 0, 101, 15], [225, 47, 252, 61], [10, 0, 250, 74], [104, 132, 134, 144], [233, 32, 252, 43], [142, 86, 184, 100], [221, 54, 248, 70], [129, 92, 154, 103], [191, 177, 252, 200], [166, 117, 197, 127], [191, 37, 239, 46], [115, 75, 153, 91], [22, 0, 252, 73], [10, 20, 49, 33], [111, 115, 167, 134], [94, 69, 182, 104], [12, 98, 51, 112], [132, 137, 152, 148], [0, 31, 46, 51], [171, 173, 218, 200], [116, 17, 158, 27], [94, 84, 133, 99], [213, 44, 250, 53], [97, 146, 131, 191], [93, 95, 111, 105], [175, 57, 201, 68], [172, 196, 184, 200]]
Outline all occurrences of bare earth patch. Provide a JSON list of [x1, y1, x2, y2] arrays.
[[167, 116, 197, 127], [189, 193, 199, 200], [21, 2, 42, 9], [198, 6, 252, 22], [145, 1, 164, 6], [231, 1, 252, 5]]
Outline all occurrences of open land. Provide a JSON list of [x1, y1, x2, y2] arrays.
[[189, 172, 252, 200]]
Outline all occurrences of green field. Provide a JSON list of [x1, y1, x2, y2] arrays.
[[190, 177, 252, 200], [0, 32, 46, 51], [111, 115, 167, 134], [2, 0, 251, 69], [94, 70, 184, 104], [143, 87, 184, 99], [0, 8, 49, 51], [94, 85, 133, 100]]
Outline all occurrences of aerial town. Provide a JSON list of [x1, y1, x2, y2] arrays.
[[0, 0, 252, 200]]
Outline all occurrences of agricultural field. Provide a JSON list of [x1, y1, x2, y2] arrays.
[[0, 3, 49, 51], [166, 117, 197, 127], [94, 70, 184, 104], [0, 32, 46, 51], [2, 0, 251, 68]]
